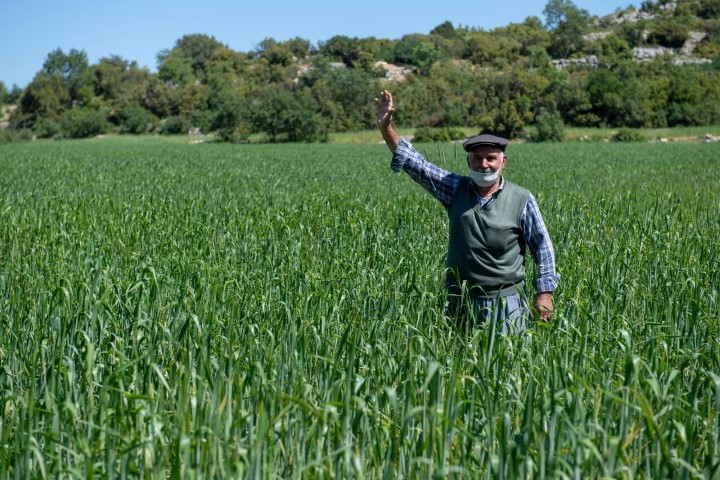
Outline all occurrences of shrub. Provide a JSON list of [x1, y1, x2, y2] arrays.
[[119, 106, 155, 134], [61, 108, 111, 138], [34, 117, 62, 139], [0, 128, 33, 144], [647, 22, 689, 49], [412, 126, 466, 143], [160, 116, 186, 135], [531, 108, 565, 143], [612, 128, 645, 142]]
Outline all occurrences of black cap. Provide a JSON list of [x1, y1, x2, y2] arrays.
[[462, 134, 509, 152]]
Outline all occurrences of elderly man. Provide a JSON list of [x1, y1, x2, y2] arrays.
[[375, 90, 559, 333]]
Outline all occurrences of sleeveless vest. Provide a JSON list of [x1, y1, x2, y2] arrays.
[[446, 177, 529, 297]]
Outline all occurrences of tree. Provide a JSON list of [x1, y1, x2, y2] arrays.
[[697, 0, 720, 18], [531, 107, 565, 142], [157, 34, 226, 83], [464, 30, 503, 66], [0, 82, 7, 105], [430, 21, 457, 39], [247, 84, 326, 142], [394, 34, 443, 70], [318, 35, 362, 67], [93, 55, 152, 121], [647, 21, 689, 48], [41, 48, 94, 104], [257, 38, 294, 66], [61, 107, 111, 138], [543, 0, 590, 58]]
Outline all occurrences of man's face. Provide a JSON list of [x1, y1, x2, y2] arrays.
[[467, 146, 506, 172]]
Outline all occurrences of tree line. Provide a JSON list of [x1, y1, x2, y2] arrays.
[[2, 0, 720, 143]]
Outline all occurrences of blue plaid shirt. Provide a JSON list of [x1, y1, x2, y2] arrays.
[[391, 139, 559, 293]]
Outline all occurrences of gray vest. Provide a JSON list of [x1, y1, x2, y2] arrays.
[[446, 177, 529, 297]]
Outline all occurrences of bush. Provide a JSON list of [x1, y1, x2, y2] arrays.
[[0, 128, 33, 144], [698, 0, 720, 18], [34, 117, 62, 139], [412, 126, 466, 143], [61, 108, 111, 138], [647, 22, 689, 49], [119, 106, 155, 134], [160, 116, 186, 135], [612, 128, 645, 142], [531, 108, 565, 142]]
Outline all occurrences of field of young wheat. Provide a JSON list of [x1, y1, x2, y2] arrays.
[[1, 137, 718, 478]]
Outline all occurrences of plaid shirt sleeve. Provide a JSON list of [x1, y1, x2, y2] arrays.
[[391, 139, 462, 210], [520, 194, 560, 293]]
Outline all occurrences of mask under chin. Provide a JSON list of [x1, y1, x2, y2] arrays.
[[470, 169, 500, 187]]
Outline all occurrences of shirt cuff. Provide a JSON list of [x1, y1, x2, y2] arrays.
[[533, 274, 559, 294], [390, 138, 413, 173]]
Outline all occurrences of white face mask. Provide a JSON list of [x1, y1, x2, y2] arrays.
[[470, 167, 501, 187]]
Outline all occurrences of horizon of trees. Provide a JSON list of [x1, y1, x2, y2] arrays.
[[2, 0, 720, 143]]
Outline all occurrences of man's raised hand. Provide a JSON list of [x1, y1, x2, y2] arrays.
[[375, 90, 395, 131]]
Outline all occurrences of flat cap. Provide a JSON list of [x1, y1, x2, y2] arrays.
[[462, 134, 509, 152]]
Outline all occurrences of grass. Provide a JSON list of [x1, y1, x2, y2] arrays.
[[0, 137, 719, 478]]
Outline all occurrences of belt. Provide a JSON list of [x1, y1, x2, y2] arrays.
[[469, 281, 525, 299]]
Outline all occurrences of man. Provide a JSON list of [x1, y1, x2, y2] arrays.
[[375, 90, 559, 333]]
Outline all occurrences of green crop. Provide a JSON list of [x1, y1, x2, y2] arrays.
[[0, 137, 718, 478]]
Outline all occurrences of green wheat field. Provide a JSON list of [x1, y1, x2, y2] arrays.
[[1, 137, 719, 478]]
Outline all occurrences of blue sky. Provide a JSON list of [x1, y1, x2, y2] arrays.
[[1, 0, 630, 88]]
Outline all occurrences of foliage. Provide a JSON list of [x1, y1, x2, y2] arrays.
[[0, 127, 32, 143], [412, 126, 466, 142], [0, 81, 7, 105], [647, 21, 690, 48], [697, 0, 720, 18], [531, 107, 565, 142], [61, 107, 111, 138], [160, 115, 186, 135], [33, 117, 62, 139], [4, 1, 720, 143], [247, 84, 327, 142], [612, 127, 645, 141], [157, 34, 226, 83], [119, 105, 156, 134], [543, 0, 591, 58]]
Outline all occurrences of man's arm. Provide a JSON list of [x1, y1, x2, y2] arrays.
[[520, 194, 560, 321], [375, 90, 400, 153], [374, 90, 462, 209]]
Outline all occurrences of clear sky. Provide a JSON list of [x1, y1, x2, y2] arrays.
[[0, 0, 631, 88]]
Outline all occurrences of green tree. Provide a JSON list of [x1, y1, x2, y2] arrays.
[[247, 84, 325, 142], [157, 34, 226, 83], [647, 21, 689, 48], [0, 82, 7, 105], [302, 59, 379, 131], [93, 55, 153, 126], [532, 107, 565, 142], [318, 35, 363, 67], [464, 30, 503, 66], [257, 38, 294, 66], [697, 0, 720, 18], [543, 0, 591, 58], [394, 34, 442, 70], [430, 21, 457, 39], [16, 73, 70, 127], [555, 71, 599, 126], [42, 48, 93, 102], [61, 107, 111, 138]]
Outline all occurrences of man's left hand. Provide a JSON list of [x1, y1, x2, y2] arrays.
[[534, 292, 554, 321]]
